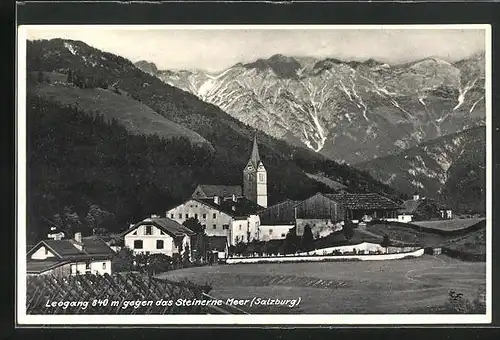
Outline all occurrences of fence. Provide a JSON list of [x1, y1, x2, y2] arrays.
[[226, 248, 425, 264]]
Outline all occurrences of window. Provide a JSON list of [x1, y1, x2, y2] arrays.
[[170, 214, 174, 218], [195, 214, 198, 220], [185, 214, 189, 219], [213, 213, 217, 219], [259, 174, 264, 181], [239, 225, 242, 231], [102, 262, 107, 270], [203, 213, 207, 219], [85, 261, 91, 270], [223, 224, 229, 230], [281, 233, 286, 237], [213, 224, 216, 230], [156, 240, 164, 249], [145, 225, 152, 235], [178, 214, 182, 219], [44, 248, 49, 256], [134, 240, 143, 249], [202, 224, 206, 230], [269, 229, 273, 234]]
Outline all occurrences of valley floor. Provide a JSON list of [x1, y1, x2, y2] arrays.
[[158, 255, 485, 314]]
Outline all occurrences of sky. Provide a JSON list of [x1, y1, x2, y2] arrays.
[[25, 26, 486, 73]]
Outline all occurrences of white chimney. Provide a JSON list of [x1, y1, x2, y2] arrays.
[[232, 194, 237, 202], [232, 206, 236, 211], [74, 232, 82, 243], [151, 214, 158, 218], [413, 194, 420, 201], [129, 223, 134, 229], [54, 233, 62, 241], [214, 196, 220, 205]]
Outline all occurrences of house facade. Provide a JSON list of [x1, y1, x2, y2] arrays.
[[26, 232, 115, 278], [122, 216, 194, 258], [166, 196, 262, 246]]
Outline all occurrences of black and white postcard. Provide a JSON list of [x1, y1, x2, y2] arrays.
[[16, 24, 492, 325]]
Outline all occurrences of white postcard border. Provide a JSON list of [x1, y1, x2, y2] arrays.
[[16, 24, 493, 325]]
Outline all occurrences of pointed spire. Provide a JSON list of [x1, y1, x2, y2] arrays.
[[250, 134, 260, 166]]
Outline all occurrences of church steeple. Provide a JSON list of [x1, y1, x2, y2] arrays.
[[243, 134, 267, 208], [250, 134, 261, 167]]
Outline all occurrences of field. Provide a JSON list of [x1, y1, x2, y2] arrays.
[[412, 218, 485, 231], [159, 255, 485, 314]]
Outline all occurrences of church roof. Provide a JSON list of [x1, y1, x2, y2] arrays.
[[196, 197, 264, 217], [248, 135, 261, 168], [191, 184, 243, 198]]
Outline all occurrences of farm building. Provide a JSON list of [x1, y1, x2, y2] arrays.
[[122, 216, 195, 258], [26, 232, 115, 278], [295, 193, 346, 238], [206, 236, 229, 262], [257, 199, 298, 241], [295, 192, 401, 238], [324, 193, 402, 221], [400, 194, 453, 221]]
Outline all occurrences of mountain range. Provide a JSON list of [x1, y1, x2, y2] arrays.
[[137, 52, 485, 165], [356, 126, 486, 213]]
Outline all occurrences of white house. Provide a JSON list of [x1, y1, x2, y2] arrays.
[[166, 195, 263, 246], [26, 232, 115, 277], [121, 216, 195, 258]]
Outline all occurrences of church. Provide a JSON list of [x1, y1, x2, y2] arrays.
[[165, 136, 267, 245]]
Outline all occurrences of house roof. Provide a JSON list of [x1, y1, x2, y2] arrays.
[[192, 184, 243, 198], [27, 236, 115, 261], [207, 236, 228, 252], [26, 259, 71, 274], [123, 217, 196, 238], [325, 193, 401, 210], [195, 197, 263, 217]]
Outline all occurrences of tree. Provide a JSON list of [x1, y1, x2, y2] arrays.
[[300, 224, 314, 253], [183, 243, 191, 266], [283, 227, 300, 254], [342, 222, 355, 241], [381, 234, 390, 252], [67, 69, 73, 83], [148, 253, 172, 276], [183, 218, 206, 262], [111, 247, 134, 272]]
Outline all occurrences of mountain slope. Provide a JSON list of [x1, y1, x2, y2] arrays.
[[355, 126, 486, 213], [29, 72, 211, 147], [26, 38, 404, 241], [141, 52, 485, 164]]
